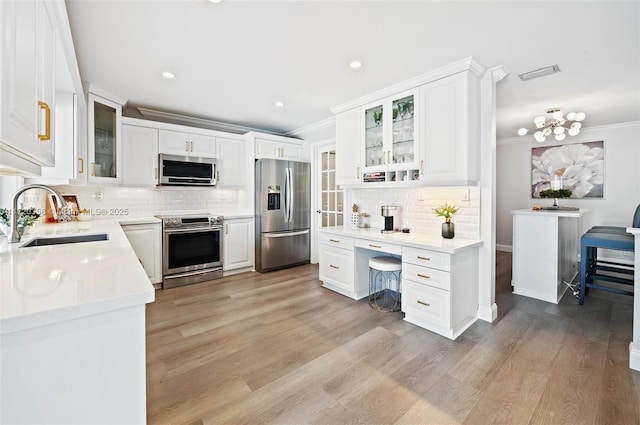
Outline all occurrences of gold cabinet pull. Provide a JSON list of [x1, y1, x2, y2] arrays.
[[78, 158, 84, 174], [185, 140, 189, 152], [369, 244, 382, 248], [417, 300, 431, 307], [217, 171, 220, 181], [91, 162, 96, 176], [154, 167, 158, 179], [330, 264, 340, 269], [417, 256, 430, 261], [190, 141, 194, 152], [225, 224, 229, 235], [355, 166, 359, 179], [417, 273, 431, 279], [38, 101, 51, 141], [420, 160, 424, 175], [329, 239, 340, 243]]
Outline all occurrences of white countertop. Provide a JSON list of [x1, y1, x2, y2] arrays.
[[0, 219, 155, 335], [319, 226, 482, 254], [511, 208, 589, 218]]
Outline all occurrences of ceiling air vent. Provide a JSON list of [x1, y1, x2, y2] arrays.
[[518, 65, 561, 81]]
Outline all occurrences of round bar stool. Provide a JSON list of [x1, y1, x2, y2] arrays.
[[368, 256, 402, 312]]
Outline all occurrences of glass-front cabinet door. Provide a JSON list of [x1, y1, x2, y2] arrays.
[[88, 93, 122, 183], [362, 89, 419, 180], [364, 103, 384, 169]]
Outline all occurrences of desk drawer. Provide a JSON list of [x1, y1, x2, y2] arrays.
[[355, 239, 402, 255], [319, 233, 354, 250], [402, 279, 451, 328], [402, 262, 451, 291], [402, 246, 451, 271], [319, 245, 354, 291]]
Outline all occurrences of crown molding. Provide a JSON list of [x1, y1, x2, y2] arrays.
[[285, 116, 335, 139], [497, 120, 640, 146], [330, 56, 486, 114]]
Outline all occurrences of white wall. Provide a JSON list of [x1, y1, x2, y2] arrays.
[[496, 121, 640, 251]]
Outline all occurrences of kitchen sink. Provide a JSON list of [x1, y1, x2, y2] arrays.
[[21, 233, 109, 248]]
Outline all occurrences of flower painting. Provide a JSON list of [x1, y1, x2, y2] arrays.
[[531, 141, 604, 198]]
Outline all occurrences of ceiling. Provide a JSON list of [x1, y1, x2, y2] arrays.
[[65, 0, 640, 140]]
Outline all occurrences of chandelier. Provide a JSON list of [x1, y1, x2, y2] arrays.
[[518, 108, 586, 143]]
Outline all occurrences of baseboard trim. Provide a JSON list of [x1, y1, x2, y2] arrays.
[[477, 303, 498, 323], [630, 342, 640, 372]]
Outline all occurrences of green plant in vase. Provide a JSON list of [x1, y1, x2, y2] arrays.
[[433, 203, 459, 239]]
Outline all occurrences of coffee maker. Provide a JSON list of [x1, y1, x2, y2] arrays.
[[380, 205, 400, 234]]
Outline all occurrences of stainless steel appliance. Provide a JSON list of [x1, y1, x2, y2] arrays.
[[255, 159, 310, 272], [158, 214, 224, 288], [159, 153, 217, 186], [381, 205, 401, 233]]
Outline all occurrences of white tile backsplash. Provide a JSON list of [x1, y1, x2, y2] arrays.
[[20, 185, 252, 220], [348, 186, 480, 240]]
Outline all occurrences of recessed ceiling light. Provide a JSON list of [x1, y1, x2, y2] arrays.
[[162, 71, 175, 79], [350, 60, 363, 69], [274, 101, 285, 108]]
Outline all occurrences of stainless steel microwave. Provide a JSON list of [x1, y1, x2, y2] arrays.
[[159, 154, 217, 186]]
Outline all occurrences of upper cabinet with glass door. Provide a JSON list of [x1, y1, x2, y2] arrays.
[[362, 89, 419, 179], [86, 87, 126, 184]]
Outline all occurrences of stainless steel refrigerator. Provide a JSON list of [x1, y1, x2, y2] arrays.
[[255, 158, 310, 272]]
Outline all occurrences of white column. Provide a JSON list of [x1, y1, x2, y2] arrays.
[[477, 65, 509, 322], [627, 227, 640, 371]]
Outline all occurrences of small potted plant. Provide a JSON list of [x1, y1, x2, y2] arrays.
[[0, 207, 41, 235], [433, 203, 459, 239]]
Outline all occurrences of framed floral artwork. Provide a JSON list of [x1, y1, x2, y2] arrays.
[[531, 141, 604, 198]]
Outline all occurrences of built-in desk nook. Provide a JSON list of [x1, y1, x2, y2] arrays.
[[318, 226, 482, 339]]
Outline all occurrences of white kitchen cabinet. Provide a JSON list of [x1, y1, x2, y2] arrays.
[[401, 245, 479, 340], [158, 129, 216, 157], [216, 136, 247, 187], [87, 88, 125, 184], [223, 217, 254, 274], [318, 233, 357, 299], [419, 71, 480, 184], [362, 89, 420, 174], [511, 209, 585, 304], [0, 0, 57, 174], [248, 131, 306, 161], [121, 121, 159, 186], [335, 108, 362, 186], [121, 222, 162, 284]]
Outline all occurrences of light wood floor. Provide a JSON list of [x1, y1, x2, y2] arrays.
[[146, 252, 640, 425]]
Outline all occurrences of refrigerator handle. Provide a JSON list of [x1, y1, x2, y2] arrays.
[[283, 167, 290, 223], [288, 167, 294, 223]]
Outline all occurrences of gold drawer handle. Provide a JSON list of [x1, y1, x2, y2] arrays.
[[330, 264, 340, 269], [91, 162, 96, 176], [78, 157, 84, 174], [417, 256, 430, 261], [38, 101, 51, 141], [329, 239, 340, 243], [417, 300, 430, 307], [369, 244, 382, 248], [417, 273, 431, 279]]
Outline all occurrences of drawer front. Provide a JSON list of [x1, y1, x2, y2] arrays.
[[402, 262, 451, 291], [354, 239, 402, 255], [319, 232, 354, 250], [402, 280, 451, 328], [319, 245, 354, 291], [402, 246, 451, 271]]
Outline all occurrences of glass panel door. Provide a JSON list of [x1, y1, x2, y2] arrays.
[[392, 94, 415, 165], [320, 149, 344, 227], [93, 101, 116, 178], [364, 104, 384, 168]]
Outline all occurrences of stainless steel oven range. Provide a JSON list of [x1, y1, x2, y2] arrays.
[[157, 214, 224, 289]]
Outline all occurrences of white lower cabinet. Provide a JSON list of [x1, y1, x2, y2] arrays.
[[318, 234, 357, 299], [401, 246, 478, 339], [121, 223, 162, 284], [223, 217, 254, 274]]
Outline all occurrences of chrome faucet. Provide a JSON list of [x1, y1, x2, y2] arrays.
[[10, 184, 67, 243]]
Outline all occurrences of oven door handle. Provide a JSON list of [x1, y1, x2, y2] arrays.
[[163, 227, 222, 235], [264, 230, 309, 238]]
